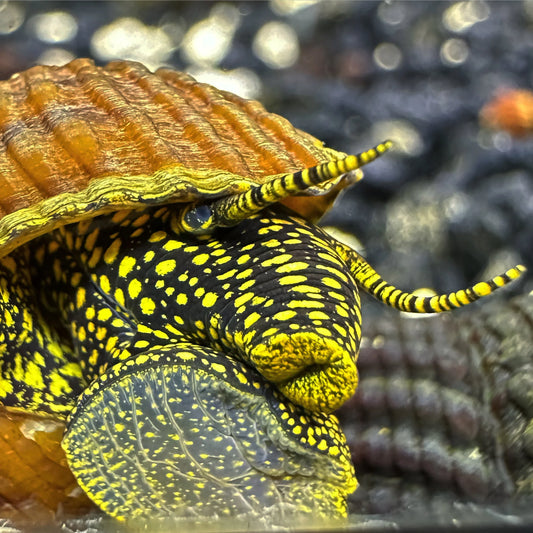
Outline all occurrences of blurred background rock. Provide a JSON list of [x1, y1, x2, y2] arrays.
[[1, 0, 531, 311]]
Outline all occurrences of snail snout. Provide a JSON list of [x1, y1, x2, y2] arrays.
[[248, 331, 358, 413]]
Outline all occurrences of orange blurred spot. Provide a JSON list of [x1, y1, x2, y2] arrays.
[[480, 89, 533, 137]]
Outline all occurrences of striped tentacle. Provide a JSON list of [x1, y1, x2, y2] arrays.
[[341, 246, 526, 313], [181, 141, 392, 233]]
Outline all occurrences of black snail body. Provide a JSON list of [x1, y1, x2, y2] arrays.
[[0, 59, 526, 525]]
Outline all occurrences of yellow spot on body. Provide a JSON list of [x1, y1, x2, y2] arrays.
[[119, 256, 136, 278], [333, 323, 347, 336], [309, 310, 330, 320], [194, 287, 205, 298], [288, 300, 324, 309], [85, 229, 99, 251], [76, 288, 86, 309], [263, 239, 282, 248], [163, 240, 183, 251], [115, 288, 126, 307], [262, 254, 292, 267], [49, 372, 71, 396], [135, 340, 150, 349], [322, 277, 342, 289], [111, 210, 130, 225], [105, 337, 117, 352], [273, 310, 297, 321], [473, 282, 491, 296], [149, 231, 167, 243], [97, 308, 113, 321], [215, 256, 232, 265], [128, 279, 142, 299], [176, 293, 188, 305], [211, 363, 226, 374], [100, 275, 111, 293], [239, 280, 255, 291], [87, 247, 102, 268], [104, 239, 121, 265], [244, 312, 261, 329], [236, 268, 253, 280], [155, 259, 176, 276], [24, 360, 44, 390], [217, 269, 238, 281], [140, 297, 156, 315], [202, 292, 218, 308], [89, 350, 98, 366], [276, 261, 308, 274], [192, 253, 210, 266], [317, 253, 345, 269], [234, 293, 254, 307], [279, 275, 308, 286], [132, 213, 150, 227]]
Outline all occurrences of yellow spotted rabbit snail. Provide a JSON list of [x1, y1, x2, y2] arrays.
[[0, 59, 525, 524]]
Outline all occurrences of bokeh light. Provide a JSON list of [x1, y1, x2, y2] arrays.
[[270, 0, 320, 16], [373, 42, 402, 70], [0, 2, 24, 35], [91, 17, 173, 69], [371, 120, 423, 157], [181, 4, 240, 66], [442, 1, 490, 32], [440, 38, 469, 66], [377, 2, 406, 26], [36, 48, 76, 66], [185, 66, 262, 100], [252, 21, 299, 69], [29, 11, 77, 43]]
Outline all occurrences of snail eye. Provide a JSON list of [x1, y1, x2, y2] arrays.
[[181, 204, 214, 234]]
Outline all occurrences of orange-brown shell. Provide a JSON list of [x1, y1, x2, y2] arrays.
[[0, 407, 95, 524], [0, 58, 350, 258]]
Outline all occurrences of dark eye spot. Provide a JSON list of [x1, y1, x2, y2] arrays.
[[184, 204, 212, 232]]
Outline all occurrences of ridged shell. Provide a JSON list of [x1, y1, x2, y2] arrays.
[[0, 407, 94, 523], [0, 58, 347, 257]]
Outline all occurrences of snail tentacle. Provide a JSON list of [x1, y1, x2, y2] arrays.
[[180, 141, 393, 234], [338, 243, 526, 312]]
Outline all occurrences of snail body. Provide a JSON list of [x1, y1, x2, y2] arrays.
[[0, 59, 525, 525]]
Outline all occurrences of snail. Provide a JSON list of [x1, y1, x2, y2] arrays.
[[0, 58, 525, 526]]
